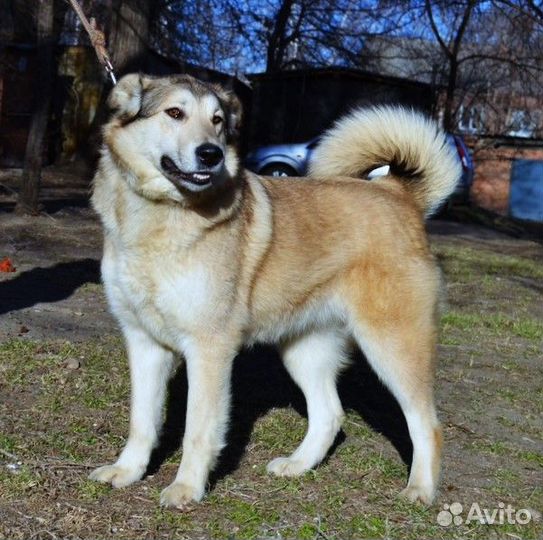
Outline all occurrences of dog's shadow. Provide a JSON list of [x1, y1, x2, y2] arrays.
[[147, 345, 412, 481], [0, 259, 100, 315]]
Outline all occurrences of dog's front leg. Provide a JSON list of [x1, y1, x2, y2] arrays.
[[90, 325, 174, 487], [160, 340, 235, 509]]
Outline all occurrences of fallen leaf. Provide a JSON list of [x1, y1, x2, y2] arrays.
[[0, 257, 16, 272]]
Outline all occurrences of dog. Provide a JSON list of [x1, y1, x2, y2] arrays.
[[89, 73, 461, 509]]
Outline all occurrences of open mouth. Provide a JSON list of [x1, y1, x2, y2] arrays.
[[160, 156, 213, 188]]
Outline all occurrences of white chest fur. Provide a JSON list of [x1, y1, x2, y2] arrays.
[[102, 240, 230, 352]]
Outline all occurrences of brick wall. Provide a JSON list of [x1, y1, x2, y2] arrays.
[[468, 140, 543, 215]]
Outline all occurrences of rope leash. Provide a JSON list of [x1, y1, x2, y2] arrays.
[[67, 0, 117, 85]]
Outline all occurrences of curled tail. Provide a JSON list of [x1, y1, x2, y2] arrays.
[[308, 106, 462, 217]]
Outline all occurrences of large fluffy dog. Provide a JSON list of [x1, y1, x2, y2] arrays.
[[89, 73, 460, 509]]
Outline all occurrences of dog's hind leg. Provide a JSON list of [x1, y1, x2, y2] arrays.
[[267, 329, 347, 477], [349, 299, 442, 504], [90, 325, 174, 488]]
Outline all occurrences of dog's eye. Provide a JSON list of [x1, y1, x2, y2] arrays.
[[212, 115, 223, 125], [166, 107, 184, 119]]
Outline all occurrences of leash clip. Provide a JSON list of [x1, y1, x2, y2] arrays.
[[103, 58, 117, 85]]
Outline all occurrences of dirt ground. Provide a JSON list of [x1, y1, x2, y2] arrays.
[[0, 200, 542, 539]]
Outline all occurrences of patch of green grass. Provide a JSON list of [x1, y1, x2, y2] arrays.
[[81, 392, 112, 410], [349, 514, 389, 537], [299, 494, 318, 514], [297, 522, 316, 539], [517, 450, 543, 467], [472, 439, 510, 456], [202, 497, 280, 539], [44, 432, 86, 462], [0, 339, 46, 384], [441, 311, 543, 341], [78, 282, 103, 293], [0, 337, 128, 467], [0, 434, 17, 453], [490, 521, 543, 540], [280, 476, 312, 494], [225, 499, 262, 538], [387, 499, 444, 538], [0, 338, 39, 358], [0, 339, 128, 402], [496, 415, 516, 429], [472, 440, 543, 468], [439, 334, 464, 346], [494, 468, 520, 483], [70, 420, 93, 434], [252, 409, 307, 453], [77, 479, 111, 501], [485, 252, 543, 279], [501, 359, 521, 372], [0, 466, 42, 498], [336, 445, 405, 480], [321, 485, 347, 508], [486, 314, 543, 340], [151, 507, 194, 533], [496, 388, 518, 404], [434, 245, 543, 281], [441, 311, 481, 332]]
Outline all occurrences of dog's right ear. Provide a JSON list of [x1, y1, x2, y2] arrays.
[[107, 73, 146, 121]]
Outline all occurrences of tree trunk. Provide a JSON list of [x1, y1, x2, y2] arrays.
[[16, 0, 55, 215], [109, 0, 151, 73], [266, 0, 295, 73], [443, 57, 459, 132], [425, 0, 476, 131]]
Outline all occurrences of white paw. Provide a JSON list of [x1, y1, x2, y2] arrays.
[[399, 484, 435, 505], [160, 482, 204, 509], [266, 456, 308, 477], [88, 464, 144, 488]]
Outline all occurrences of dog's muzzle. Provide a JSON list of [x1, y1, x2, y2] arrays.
[[160, 155, 217, 190]]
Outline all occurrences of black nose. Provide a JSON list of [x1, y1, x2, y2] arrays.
[[196, 143, 224, 168]]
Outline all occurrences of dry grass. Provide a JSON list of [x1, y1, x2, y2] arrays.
[[1, 231, 542, 539]]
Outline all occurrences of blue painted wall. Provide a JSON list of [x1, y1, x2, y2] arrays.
[[509, 160, 543, 223]]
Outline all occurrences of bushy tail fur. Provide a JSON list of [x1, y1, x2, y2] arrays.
[[308, 106, 462, 217]]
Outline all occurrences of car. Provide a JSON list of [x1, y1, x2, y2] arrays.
[[244, 137, 320, 177], [244, 133, 474, 199], [446, 133, 474, 201]]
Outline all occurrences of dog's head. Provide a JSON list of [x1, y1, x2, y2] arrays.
[[103, 73, 242, 202]]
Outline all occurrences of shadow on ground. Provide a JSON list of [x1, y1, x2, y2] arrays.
[[0, 259, 100, 315], [0, 198, 91, 215], [148, 345, 412, 484]]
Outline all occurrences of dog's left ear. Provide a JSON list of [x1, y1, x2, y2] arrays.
[[214, 85, 243, 140], [108, 73, 152, 121]]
